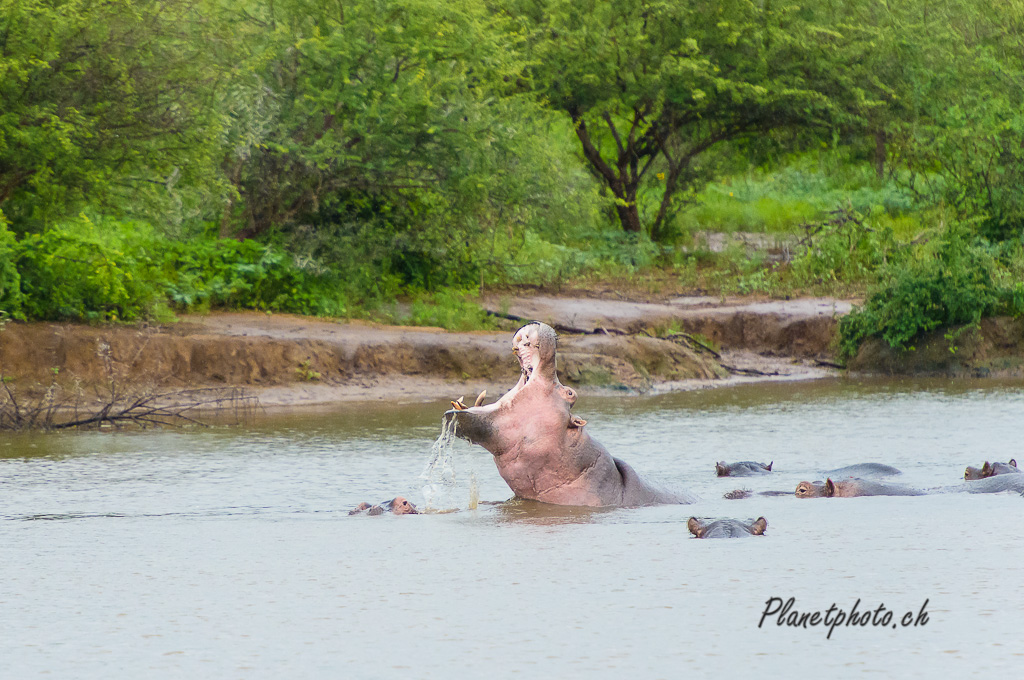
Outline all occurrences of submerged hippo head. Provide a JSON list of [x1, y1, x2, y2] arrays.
[[715, 460, 773, 477], [444, 322, 690, 507], [795, 480, 829, 498], [796, 477, 924, 498], [965, 459, 1019, 480], [386, 497, 419, 515], [687, 516, 767, 538], [349, 497, 419, 515]]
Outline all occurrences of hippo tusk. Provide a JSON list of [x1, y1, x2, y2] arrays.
[[474, 390, 487, 407], [451, 396, 467, 410]]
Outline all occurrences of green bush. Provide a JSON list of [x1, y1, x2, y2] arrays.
[[405, 290, 497, 332], [162, 239, 348, 317], [15, 218, 164, 322], [838, 227, 1024, 359], [0, 215, 23, 319], [6, 215, 349, 322], [790, 211, 898, 287]]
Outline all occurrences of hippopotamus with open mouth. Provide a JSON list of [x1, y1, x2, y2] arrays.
[[445, 322, 694, 507], [964, 459, 1019, 480], [715, 461, 773, 476], [688, 517, 767, 538]]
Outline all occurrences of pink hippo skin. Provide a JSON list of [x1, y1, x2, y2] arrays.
[[445, 322, 694, 507]]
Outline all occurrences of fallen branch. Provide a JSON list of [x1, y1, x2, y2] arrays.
[[488, 310, 726, 358], [0, 380, 257, 432], [661, 332, 722, 359], [485, 310, 627, 335], [718, 364, 781, 377]]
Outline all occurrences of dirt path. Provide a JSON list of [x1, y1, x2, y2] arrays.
[[0, 295, 853, 407]]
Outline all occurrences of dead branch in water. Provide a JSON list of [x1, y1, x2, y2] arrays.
[[0, 337, 258, 432], [0, 381, 257, 432]]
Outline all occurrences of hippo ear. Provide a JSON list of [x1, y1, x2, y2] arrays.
[[750, 517, 767, 535], [982, 462, 992, 475], [569, 415, 587, 428], [1010, 459, 1018, 468], [715, 462, 727, 476], [825, 478, 836, 497], [766, 461, 773, 472], [687, 517, 704, 537]]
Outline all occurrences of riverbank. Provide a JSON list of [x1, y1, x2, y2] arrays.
[[0, 294, 851, 407], [4, 292, 1020, 410]]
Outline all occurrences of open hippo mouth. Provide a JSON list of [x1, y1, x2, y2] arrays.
[[512, 324, 541, 378], [449, 321, 552, 415]]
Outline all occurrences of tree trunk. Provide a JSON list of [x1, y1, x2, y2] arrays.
[[874, 129, 887, 180], [615, 200, 643, 233]]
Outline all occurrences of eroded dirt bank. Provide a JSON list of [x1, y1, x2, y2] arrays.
[[0, 296, 849, 406], [848, 317, 1024, 378]]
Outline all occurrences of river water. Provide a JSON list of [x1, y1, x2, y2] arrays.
[[3, 378, 1023, 678]]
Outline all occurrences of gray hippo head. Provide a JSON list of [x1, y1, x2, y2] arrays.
[[687, 517, 768, 538], [715, 460, 773, 477], [965, 459, 1018, 480]]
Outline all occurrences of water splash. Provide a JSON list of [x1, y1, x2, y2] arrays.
[[468, 472, 479, 510], [420, 415, 459, 511]]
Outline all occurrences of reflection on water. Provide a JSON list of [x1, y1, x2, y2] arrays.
[[488, 498, 618, 526], [2, 377, 1024, 678]]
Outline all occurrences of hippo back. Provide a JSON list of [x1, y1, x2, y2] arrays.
[[827, 463, 902, 478]]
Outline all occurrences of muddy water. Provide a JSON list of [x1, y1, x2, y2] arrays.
[[3, 378, 1023, 678]]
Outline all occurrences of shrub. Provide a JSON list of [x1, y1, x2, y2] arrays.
[[405, 289, 497, 332], [0, 215, 23, 319], [14, 217, 164, 322], [838, 226, 1024, 359], [790, 209, 898, 287], [162, 239, 348, 317], [7, 215, 349, 322]]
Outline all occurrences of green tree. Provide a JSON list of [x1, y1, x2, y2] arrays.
[[221, 0, 598, 294], [507, 0, 867, 238], [0, 0, 227, 230], [883, 0, 1024, 240]]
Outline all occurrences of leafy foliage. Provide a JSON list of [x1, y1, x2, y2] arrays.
[[5, 215, 347, 321], [838, 227, 1024, 359], [0, 213, 23, 317], [1, 0, 1024, 337], [404, 289, 499, 331], [507, 0, 871, 236], [0, 0, 226, 229]]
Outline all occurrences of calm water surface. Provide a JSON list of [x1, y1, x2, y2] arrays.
[[3, 378, 1024, 678]]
